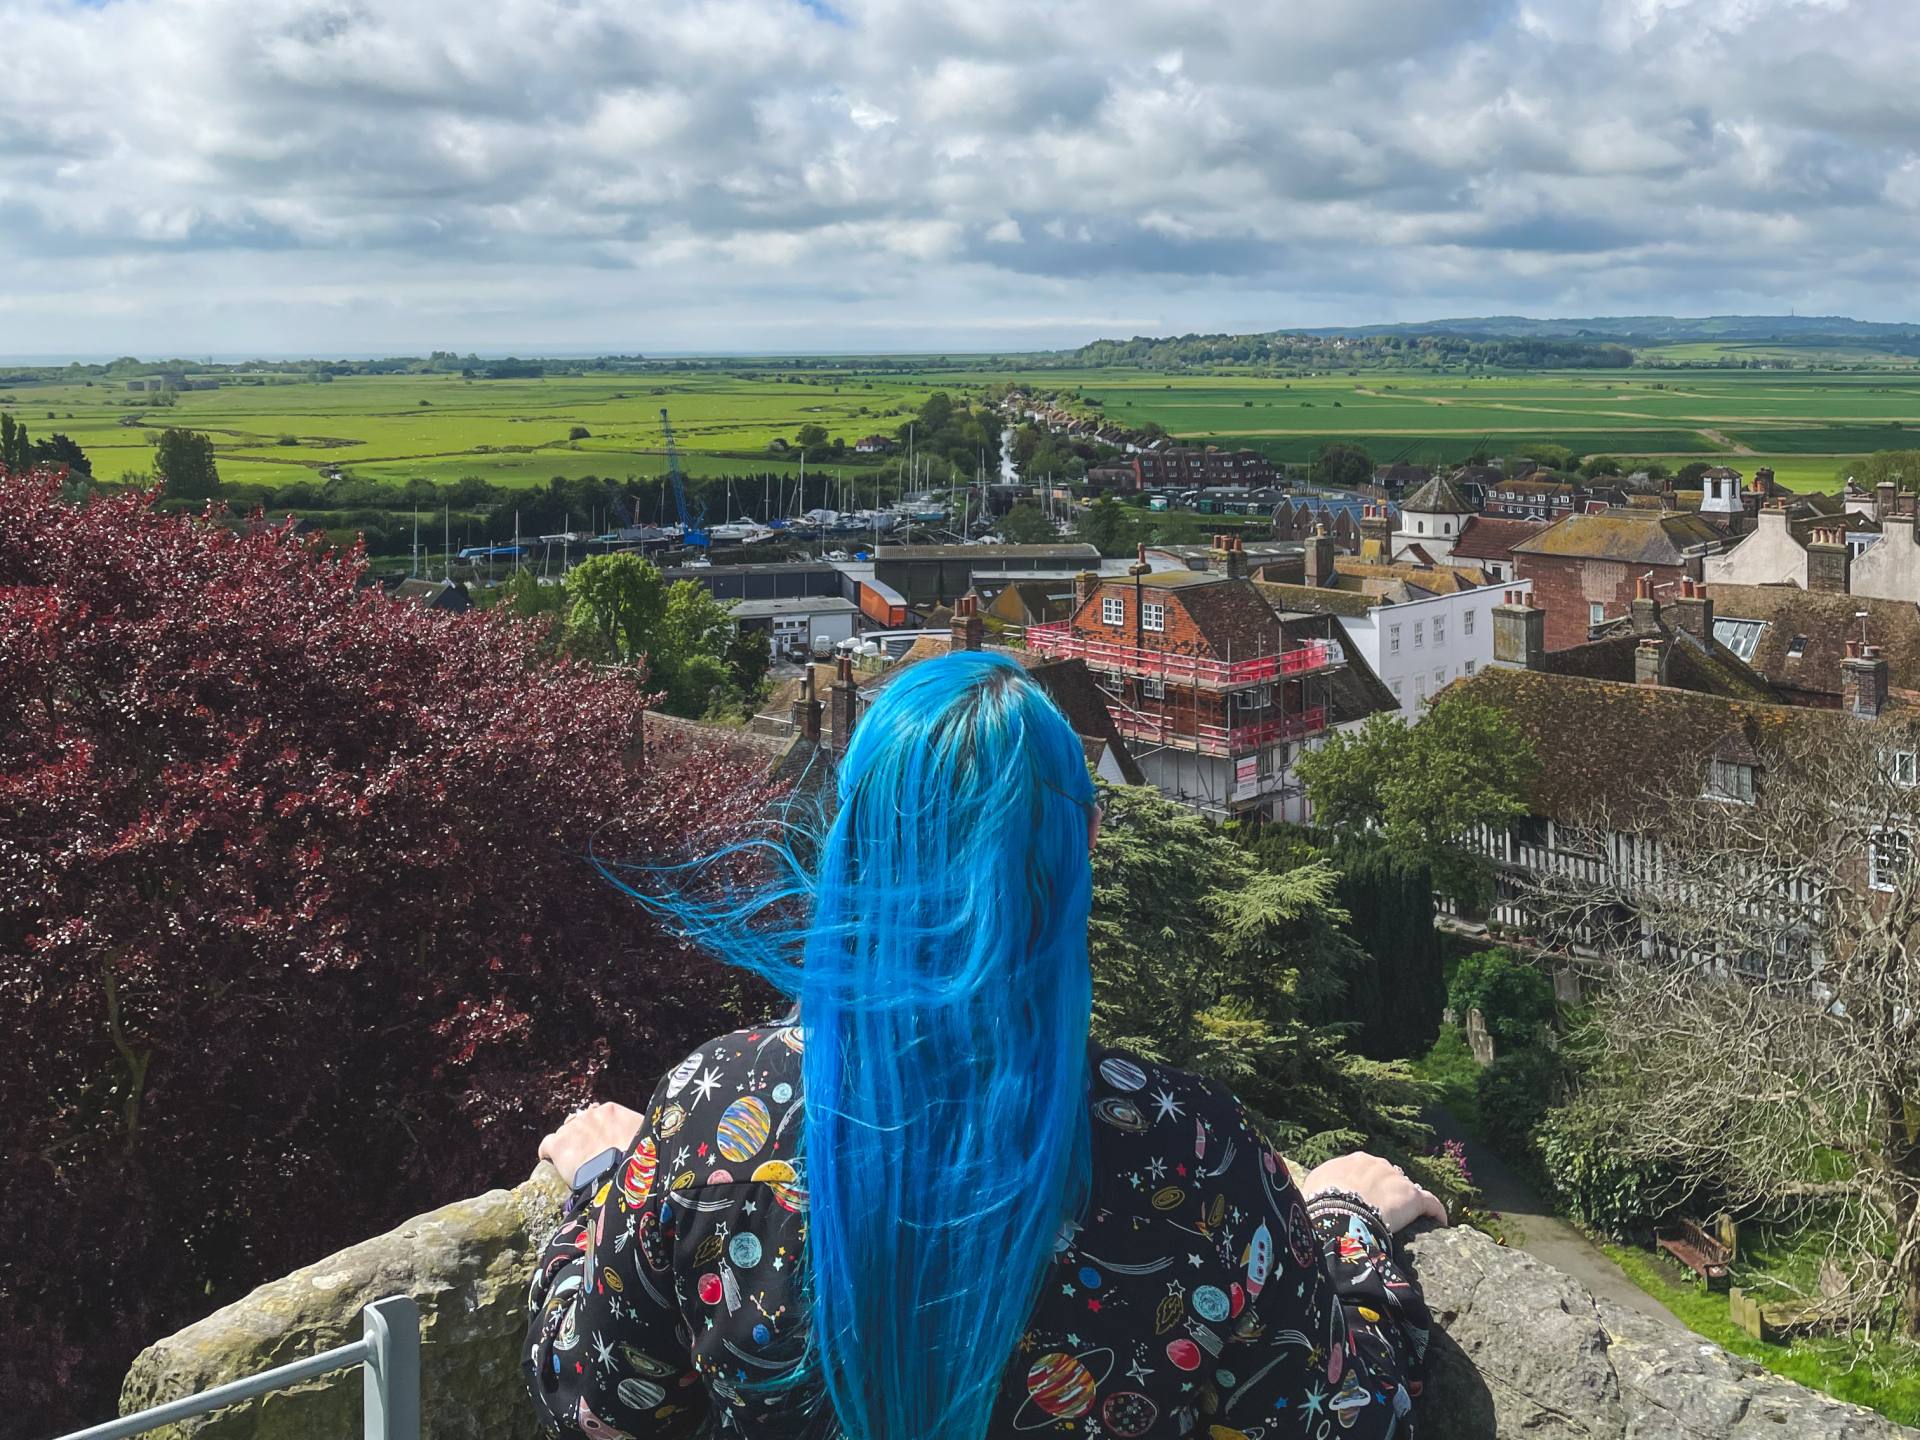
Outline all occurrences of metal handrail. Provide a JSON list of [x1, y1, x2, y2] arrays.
[[1024, 623, 1344, 685], [53, 1296, 419, 1440]]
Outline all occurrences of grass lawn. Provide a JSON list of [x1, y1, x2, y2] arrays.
[[1602, 1243, 1920, 1427], [1411, 1023, 1481, 1136]]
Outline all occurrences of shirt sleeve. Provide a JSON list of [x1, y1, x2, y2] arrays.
[[523, 1075, 706, 1440], [1216, 1121, 1431, 1436]]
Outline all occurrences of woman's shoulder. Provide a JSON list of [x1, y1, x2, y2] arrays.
[[649, 1018, 806, 1101], [641, 1020, 807, 1191]]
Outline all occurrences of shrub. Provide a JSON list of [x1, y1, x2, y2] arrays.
[[569, 424, 591, 440], [1475, 1047, 1566, 1161], [0, 469, 761, 1433], [1449, 947, 1556, 1048], [1537, 1101, 1685, 1239]]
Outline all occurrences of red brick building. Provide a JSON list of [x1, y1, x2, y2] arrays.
[[1511, 511, 1728, 650], [1088, 447, 1279, 493], [1023, 536, 1347, 820]]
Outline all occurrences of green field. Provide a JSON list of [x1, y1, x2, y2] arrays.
[[0, 370, 944, 491], [5, 363, 1915, 496]]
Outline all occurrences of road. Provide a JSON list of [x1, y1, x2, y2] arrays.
[[1427, 1104, 1686, 1330]]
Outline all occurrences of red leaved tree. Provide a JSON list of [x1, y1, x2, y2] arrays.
[[0, 470, 764, 1433]]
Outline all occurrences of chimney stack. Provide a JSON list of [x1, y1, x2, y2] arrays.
[[951, 593, 984, 651], [1074, 570, 1100, 610], [1630, 573, 1660, 636], [1359, 505, 1393, 559], [1875, 481, 1897, 522], [1129, 541, 1151, 579], [1635, 637, 1665, 687], [789, 668, 823, 742], [1492, 589, 1545, 670], [1306, 523, 1336, 588], [1670, 577, 1714, 644], [1209, 532, 1249, 580], [1807, 526, 1850, 594], [829, 653, 859, 751], [1843, 640, 1889, 718]]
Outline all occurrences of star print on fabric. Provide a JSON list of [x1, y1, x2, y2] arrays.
[[521, 1032, 1430, 1440]]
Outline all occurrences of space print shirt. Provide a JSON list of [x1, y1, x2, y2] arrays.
[[524, 1023, 1431, 1439]]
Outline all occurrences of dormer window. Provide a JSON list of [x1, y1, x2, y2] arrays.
[[1707, 758, 1756, 804]]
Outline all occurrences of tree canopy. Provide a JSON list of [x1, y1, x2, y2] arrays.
[[152, 427, 220, 500]]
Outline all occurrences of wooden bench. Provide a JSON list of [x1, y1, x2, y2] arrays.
[[1655, 1218, 1732, 1290]]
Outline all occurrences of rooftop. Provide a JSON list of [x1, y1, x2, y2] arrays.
[[1710, 584, 1920, 701], [1511, 510, 1725, 565]]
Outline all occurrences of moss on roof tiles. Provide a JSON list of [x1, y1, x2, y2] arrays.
[[1511, 511, 1723, 564]]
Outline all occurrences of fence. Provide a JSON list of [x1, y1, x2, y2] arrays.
[[1023, 624, 1342, 686], [53, 1296, 419, 1440]]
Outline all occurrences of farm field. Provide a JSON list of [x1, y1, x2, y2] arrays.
[[0, 370, 945, 491], [901, 365, 1918, 491], [4, 364, 1913, 495]]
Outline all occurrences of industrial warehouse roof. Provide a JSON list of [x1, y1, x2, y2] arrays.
[[725, 597, 860, 620], [1510, 511, 1724, 564], [876, 544, 1101, 561]]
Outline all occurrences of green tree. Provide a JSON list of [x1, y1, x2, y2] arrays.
[[1838, 449, 1920, 492], [1074, 495, 1139, 557], [1309, 441, 1373, 489], [1, 412, 31, 472], [563, 553, 667, 665], [793, 423, 830, 459], [651, 580, 738, 717], [1448, 947, 1556, 1049], [998, 503, 1054, 544], [1089, 784, 1438, 1168], [1294, 691, 1536, 904], [153, 428, 221, 500]]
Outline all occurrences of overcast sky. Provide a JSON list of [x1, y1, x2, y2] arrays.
[[4, 0, 1919, 358]]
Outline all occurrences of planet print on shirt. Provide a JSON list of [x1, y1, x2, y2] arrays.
[[716, 1096, 771, 1163], [1014, 1348, 1113, 1429], [617, 1139, 657, 1209], [1100, 1389, 1159, 1438], [1093, 1096, 1149, 1132], [1098, 1056, 1148, 1092]]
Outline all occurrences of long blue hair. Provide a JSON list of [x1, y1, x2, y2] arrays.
[[623, 650, 1097, 1439]]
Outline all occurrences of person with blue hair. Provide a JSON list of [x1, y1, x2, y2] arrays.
[[525, 649, 1441, 1440]]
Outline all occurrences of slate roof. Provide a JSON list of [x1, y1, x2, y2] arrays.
[[1708, 585, 1920, 703], [1450, 515, 1550, 563], [1400, 475, 1472, 515], [1511, 511, 1724, 565]]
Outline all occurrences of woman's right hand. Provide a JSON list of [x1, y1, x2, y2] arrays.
[[1300, 1151, 1448, 1233]]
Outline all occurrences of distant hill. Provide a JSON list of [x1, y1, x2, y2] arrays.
[[1295, 314, 1920, 342]]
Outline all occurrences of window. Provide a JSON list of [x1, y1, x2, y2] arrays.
[[1389, 624, 1401, 654], [1414, 674, 1426, 702], [1463, 608, 1476, 637], [1444, 521, 1453, 535], [1433, 614, 1446, 646], [1714, 617, 1765, 662], [1589, 602, 1605, 628], [1787, 634, 1808, 659], [1413, 621, 1424, 649], [1707, 758, 1756, 804], [1434, 667, 1446, 691], [1464, 658, 1476, 676], [1888, 749, 1918, 788], [1141, 601, 1165, 633], [1870, 829, 1911, 892], [1101, 596, 1124, 626], [1391, 679, 1404, 699], [1140, 676, 1166, 700]]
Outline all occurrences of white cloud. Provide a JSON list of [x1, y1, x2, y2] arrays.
[[0, 0, 1916, 355]]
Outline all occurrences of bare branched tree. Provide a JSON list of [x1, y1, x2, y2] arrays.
[[1527, 717, 1920, 1341]]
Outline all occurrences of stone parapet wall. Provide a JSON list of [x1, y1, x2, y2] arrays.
[[121, 1171, 1916, 1439]]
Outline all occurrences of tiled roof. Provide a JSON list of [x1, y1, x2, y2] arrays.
[[1537, 627, 1781, 703], [1253, 580, 1377, 617], [861, 639, 1147, 785], [1450, 515, 1550, 563], [1331, 557, 1492, 594], [1452, 668, 1822, 824], [1400, 475, 1472, 515], [1708, 585, 1920, 702], [1165, 577, 1289, 658], [1511, 511, 1724, 564]]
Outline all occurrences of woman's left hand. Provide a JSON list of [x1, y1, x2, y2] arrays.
[[538, 1101, 646, 1185]]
